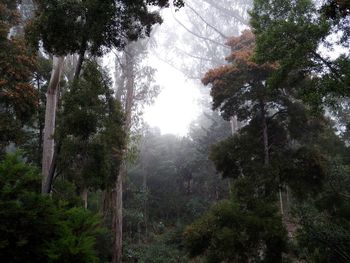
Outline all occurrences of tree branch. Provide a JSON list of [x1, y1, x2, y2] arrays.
[[171, 7, 229, 48], [186, 2, 229, 39], [201, 0, 250, 26]]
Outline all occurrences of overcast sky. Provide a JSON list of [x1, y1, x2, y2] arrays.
[[143, 7, 204, 136], [144, 55, 201, 136]]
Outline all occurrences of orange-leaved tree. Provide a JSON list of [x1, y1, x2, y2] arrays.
[[0, 1, 37, 151]]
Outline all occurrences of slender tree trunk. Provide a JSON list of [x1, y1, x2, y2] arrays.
[[37, 77, 43, 166], [42, 56, 64, 194], [230, 115, 239, 135], [80, 187, 88, 209], [112, 48, 135, 263], [112, 165, 124, 263]]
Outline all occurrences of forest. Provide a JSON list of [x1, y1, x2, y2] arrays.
[[0, 0, 350, 262]]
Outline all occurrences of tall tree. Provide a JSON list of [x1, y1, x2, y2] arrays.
[[250, 0, 350, 109], [199, 30, 338, 261], [249, 1, 350, 260], [112, 38, 162, 262], [0, 0, 37, 153], [27, 0, 183, 194]]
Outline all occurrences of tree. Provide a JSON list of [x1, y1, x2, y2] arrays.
[[184, 198, 287, 263], [55, 61, 125, 205], [202, 30, 280, 196], [0, 0, 37, 153], [27, 0, 184, 194], [112, 38, 164, 262], [194, 27, 347, 261], [250, 0, 350, 109]]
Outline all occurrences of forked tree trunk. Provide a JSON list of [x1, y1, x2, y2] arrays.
[[42, 56, 64, 194]]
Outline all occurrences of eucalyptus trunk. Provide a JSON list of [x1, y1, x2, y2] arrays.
[[112, 49, 134, 263], [41, 56, 64, 194]]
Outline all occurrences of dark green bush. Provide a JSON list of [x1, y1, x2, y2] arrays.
[[0, 153, 103, 263]]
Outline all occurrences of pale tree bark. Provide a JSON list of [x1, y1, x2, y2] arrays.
[[112, 49, 135, 263], [230, 115, 240, 135], [41, 56, 65, 194], [80, 187, 88, 209]]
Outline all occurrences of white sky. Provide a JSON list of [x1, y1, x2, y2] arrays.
[[142, 7, 203, 136], [143, 56, 201, 136]]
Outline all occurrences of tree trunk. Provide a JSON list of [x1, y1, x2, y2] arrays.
[[37, 76, 43, 167], [230, 115, 239, 135], [41, 56, 64, 194], [112, 47, 135, 263], [112, 165, 124, 263], [80, 187, 88, 209], [42, 143, 60, 194]]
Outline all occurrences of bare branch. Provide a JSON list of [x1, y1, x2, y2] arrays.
[[186, 2, 229, 39], [201, 0, 250, 26], [171, 7, 229, 48]]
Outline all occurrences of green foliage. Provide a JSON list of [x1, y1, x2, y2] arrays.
[[290, 156, 350, 262], [295, 202, 350, 262], [27, 0, 184, 56], [250, 0, 350, 108], [184, 198, 287, 263], [0, 153, 104, 263], [58, 61, 125, 191], [125, 227, 188, 263], [45, 207, 104, 263]]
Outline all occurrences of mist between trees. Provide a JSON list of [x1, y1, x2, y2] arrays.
[[0, 0, 350, 262]]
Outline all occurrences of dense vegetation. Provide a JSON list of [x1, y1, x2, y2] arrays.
[[0, 0, 349, 262]]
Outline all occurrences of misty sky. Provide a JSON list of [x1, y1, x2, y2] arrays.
[[144, 57, 201, 136], [143, 7, 204, 136]]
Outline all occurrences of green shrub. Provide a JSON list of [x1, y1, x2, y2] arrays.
[[0, 153, 104, 263]]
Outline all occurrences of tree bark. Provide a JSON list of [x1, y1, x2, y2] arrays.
[[41, 56, 64, 194], [42, 142, 60, 194], [36, 76, 43, 167]]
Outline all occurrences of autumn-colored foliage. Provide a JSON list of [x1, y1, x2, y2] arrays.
[[0, 38, 37, 120], [202, 30, 277, 119], [0, 1, 37, 150]]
